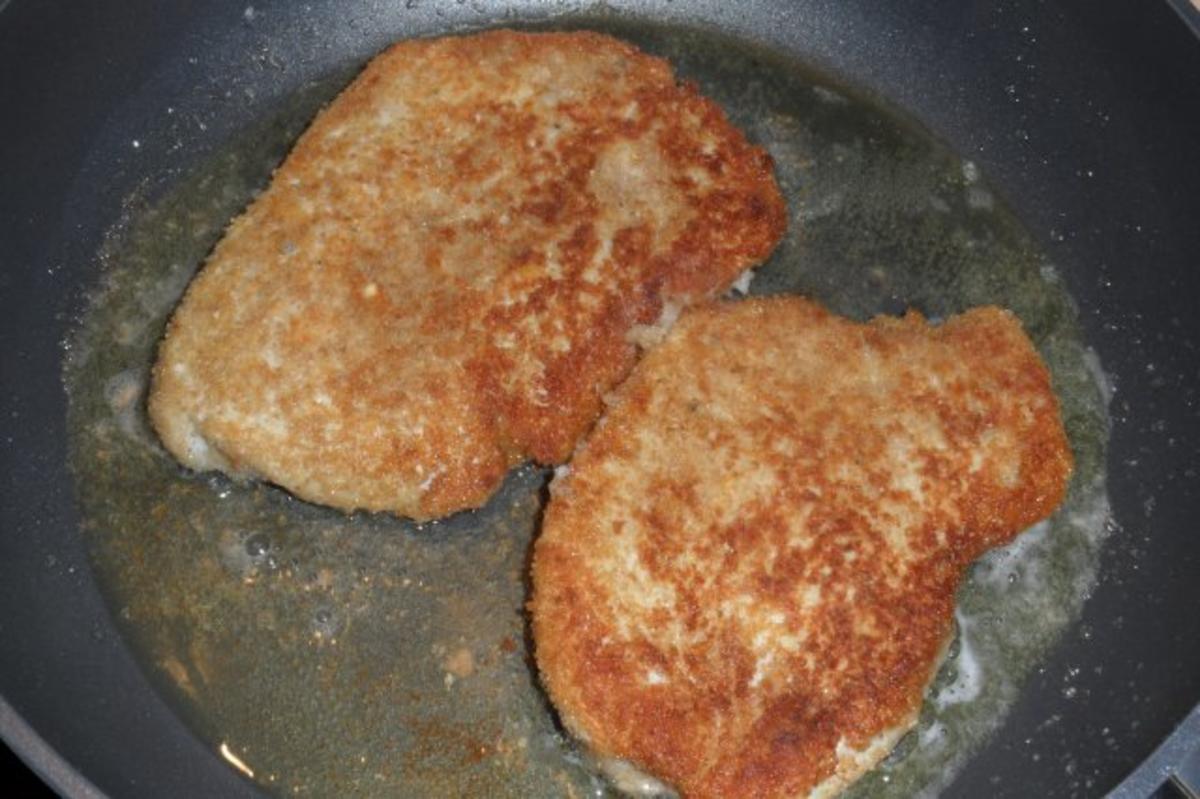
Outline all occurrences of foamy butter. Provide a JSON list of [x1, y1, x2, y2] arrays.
[[593, 755, 679, 798], [727, 267, 756, 296], [933, 610, 984, 710], [103, 368, 149, 442]]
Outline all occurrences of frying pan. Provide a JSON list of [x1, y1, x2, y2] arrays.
[[2, 0, 1199, 796]]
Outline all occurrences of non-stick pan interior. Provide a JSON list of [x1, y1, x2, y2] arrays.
[[2, 1, 1199, 797]]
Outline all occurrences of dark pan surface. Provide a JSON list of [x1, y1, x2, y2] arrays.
[[2, 1, 1199, 797]]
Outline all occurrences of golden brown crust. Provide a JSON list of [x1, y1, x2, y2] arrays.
[[148, 30, 786, 519], [530, 297, 1073, 798]]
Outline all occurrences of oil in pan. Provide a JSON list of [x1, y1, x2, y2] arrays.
[[64, 15, 1111, 799]]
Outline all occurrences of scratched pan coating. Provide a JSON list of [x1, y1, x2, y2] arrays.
[[64, 15, 1109, 798]]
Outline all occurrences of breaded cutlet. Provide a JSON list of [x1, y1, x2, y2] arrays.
[[148, 30, 786, 519], [531, 297, 1073, 799]]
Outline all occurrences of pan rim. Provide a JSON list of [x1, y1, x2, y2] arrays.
[[1108, 703, 1200, 798], [0, 696, 107, 799]]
